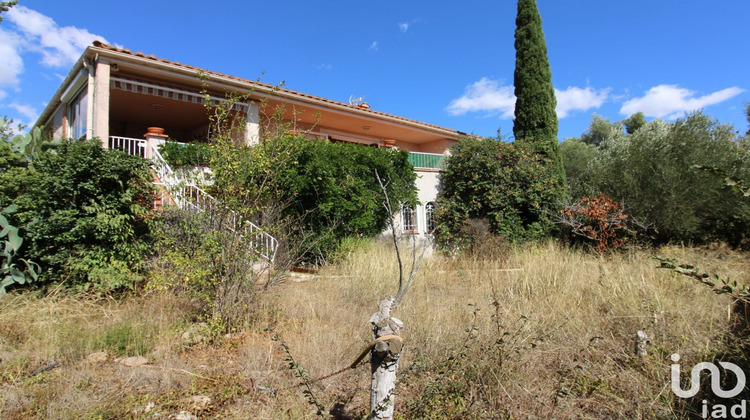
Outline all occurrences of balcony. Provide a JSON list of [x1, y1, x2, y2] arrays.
[[409, 152, 444, 170]]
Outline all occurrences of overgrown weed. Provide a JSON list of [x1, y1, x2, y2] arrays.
[[0, 241, 745, 418]]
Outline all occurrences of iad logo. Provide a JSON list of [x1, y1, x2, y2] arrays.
[[671, 353, 747, 418]]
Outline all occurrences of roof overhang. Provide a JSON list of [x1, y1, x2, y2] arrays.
[[36, 42, 466, 144]]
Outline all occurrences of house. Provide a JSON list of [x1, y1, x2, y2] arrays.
[[34, 41, 465, 240]]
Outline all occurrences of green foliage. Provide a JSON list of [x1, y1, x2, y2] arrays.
[[559, 138, 598, 197], [158, 140, 211, 167], [210, 133, 417, 264], [150, 209, 273, 333], [284, 139, 416, 261], [622, 112, 646, 135], [0, 139, 155, 292], [434, 137, 560, 249], [1, 202, 39, 296], [513, 0, 565, 194], [579, 114, 621, 146], [0, 1, 17, 23], [0, 139, 26, 177], [9, 127, 47, 165], [97, 323, 153, 357], [0, 116, 24, 141], [587, 112, 750, 246]]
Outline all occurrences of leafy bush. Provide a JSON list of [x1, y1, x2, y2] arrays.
[[209, 134, 417, 264], [434, 137, 561, 250], [587, 112, 750, 246], [1, 202, 39, 296], [158, 140, 211, 167], [283, 139, 416, 262], [0, 139, 155, 292], [150, 208, 276, 333], [559, 138, 598, 198], [556, 193, 631, 253]]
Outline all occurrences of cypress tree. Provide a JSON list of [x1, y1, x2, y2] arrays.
[[514, 1, 563, 159], [513, 0, 559, 150], [512, 0, 566, 230]]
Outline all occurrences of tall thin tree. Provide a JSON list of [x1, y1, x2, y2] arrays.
[[513, 0, 565, 188], [512, 0, 566, 233]]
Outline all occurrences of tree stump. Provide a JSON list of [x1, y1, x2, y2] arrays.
[[368, 297, 404, 420]]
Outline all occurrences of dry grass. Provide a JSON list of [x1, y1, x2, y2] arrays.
[[0, 240, 747, 418]]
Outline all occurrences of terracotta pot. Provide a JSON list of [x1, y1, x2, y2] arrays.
[[384, 139, 396, 147], [146, 127, 165, 135]]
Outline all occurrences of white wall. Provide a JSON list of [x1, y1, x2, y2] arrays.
[[387, 169, 440, 238]]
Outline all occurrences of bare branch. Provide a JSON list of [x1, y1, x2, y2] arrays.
[[393, 233, 428, 308], [375, 169, 404, 297], [375, 169, 429, 308]]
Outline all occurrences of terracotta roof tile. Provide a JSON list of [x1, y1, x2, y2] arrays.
[[90, 40, 463, 136]]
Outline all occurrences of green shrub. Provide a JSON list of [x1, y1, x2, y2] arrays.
[[283, 139, 416, 262], [150, 209, 272, 334], [0, 138, 155, 292], [434, 137, 560, 250], [588, 112, 750, 246], [209, 134, 417, 264], [98, 323, 153, 357], [559, 138, 598, 198], [158, 140, 211, 167], [1, 202, 39, 296]]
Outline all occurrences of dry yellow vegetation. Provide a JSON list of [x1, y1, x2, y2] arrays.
[[0, 240, 747, 418]]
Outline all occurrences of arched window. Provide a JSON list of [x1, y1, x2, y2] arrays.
[[401, 205, 416, 233], [425, 202, 436, 233]]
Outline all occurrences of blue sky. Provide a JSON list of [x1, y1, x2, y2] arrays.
[[1, 0, 748, 140]]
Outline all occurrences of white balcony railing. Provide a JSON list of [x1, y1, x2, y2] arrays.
[[409, 152, 444, 169], [109, 136, 147, 158]]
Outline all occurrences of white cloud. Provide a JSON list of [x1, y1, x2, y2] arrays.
[[398, 22, 409, 33], [369, 41, 378, 51], [0, 5, 107, 96], [620, 84, 745, 119], [316, 63, 332, 70], [447, 78, 608, 119], [8, 102, 39, 125], [554, 86, 609, 118], [7, 6, 106, 68], [0, 29, 24, 87], [446, 77, 515, 118]]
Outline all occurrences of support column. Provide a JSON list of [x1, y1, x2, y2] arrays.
[[92, 58, 111, 147], [144, 127, 168, 159], [245, 102, 260, 145]]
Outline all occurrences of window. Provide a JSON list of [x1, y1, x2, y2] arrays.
[[425, 202, 436, 233], [401, 205, 416, 233], [68, 88, 88, 139]]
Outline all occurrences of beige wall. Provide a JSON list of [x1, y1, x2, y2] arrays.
[[417, 139, 455, 154], [92, 58, 110, 144], [50, 105, 65, 140]]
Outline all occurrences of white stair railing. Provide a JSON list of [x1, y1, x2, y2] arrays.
[[148, 141, 278, 262]]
